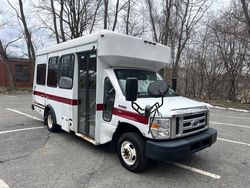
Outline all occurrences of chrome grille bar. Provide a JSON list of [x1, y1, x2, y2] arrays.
[[173, 110, 208, 138]]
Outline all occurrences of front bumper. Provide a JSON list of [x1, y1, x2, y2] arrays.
[[146, 128, 217, 161]]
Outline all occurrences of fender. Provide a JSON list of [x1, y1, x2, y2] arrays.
[[110, 122, 144, 152], [44, 105, 57, 125]]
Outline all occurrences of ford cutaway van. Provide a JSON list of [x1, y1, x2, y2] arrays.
[[32, 31, 217, 172]]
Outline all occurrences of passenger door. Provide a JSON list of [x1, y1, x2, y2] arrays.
[[78, 51, 97, 138], [33, 63, 47, 107]]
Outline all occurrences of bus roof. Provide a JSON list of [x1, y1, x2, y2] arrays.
[[36, 30, 171, 71]]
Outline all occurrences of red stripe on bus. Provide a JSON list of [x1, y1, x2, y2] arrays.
[[113, 107, 148, 124], [96, 103, 104, 111], [33, 91, 79, 105], [96, 103, 148, 124]]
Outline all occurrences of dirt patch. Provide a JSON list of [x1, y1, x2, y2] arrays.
[[0, 87, 32, 94], [201, 99, 250, 111]]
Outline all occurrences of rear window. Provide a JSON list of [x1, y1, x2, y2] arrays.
[[47, 57, 59, 87], [59, 54, 75, 89], [36, 64, 46, 85]]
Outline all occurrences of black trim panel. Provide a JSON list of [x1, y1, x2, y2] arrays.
[[33, 102, 45, 109], [146, 128, 217, 161]]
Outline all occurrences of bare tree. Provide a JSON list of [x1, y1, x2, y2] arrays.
[[161, 0, 173, 45], [147, 0, 158, 42], [50, 0, 60, 43], [147, 0, 212, 91], [0, 22, 8, 28], [125, 0, 131, 35], [212, 17, 248, 101], [104, 0, 109, 29], [90, 0, 102, 33], [18, 0, 36, 65], [178, 6, 250, 102], [59, 0, 66, 41], [0, 38, 22, 91], [240, 0, 250, 35], [37, 0, 101, 40], [171, 0, 212, 91], [8, 0, 36, 65], [112, 0, 120, 31]]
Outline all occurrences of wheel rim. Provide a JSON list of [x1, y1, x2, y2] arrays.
[[121, 141, 137, 166], [47, 114, 53, 129]]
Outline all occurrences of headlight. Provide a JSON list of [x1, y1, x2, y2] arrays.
[[151, 118, 171, 139]]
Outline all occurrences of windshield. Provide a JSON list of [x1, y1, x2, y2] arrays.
[[114, 69, 176, 97]]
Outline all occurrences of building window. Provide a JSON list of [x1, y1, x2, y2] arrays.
[[36, 64, 46, 85], [59, 54, 74, 89], [47, 56, 59, 87], [15, 64, 30, 82]]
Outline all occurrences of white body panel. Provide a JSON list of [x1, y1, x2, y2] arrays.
[[33, 30, 207, 146]]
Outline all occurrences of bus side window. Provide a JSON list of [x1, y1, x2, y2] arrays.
[[36, 64, 46, 85], [103, 77, 116, 122], [47, 56, 59, 87], [58, 54, 75, 89]]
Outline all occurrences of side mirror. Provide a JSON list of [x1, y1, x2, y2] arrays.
[[148, 80, 169, 97], [59, 77, 73, 89], [125, 78, 138, 101]]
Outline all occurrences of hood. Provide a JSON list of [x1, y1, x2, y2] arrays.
[[136, 96, 207, 117]]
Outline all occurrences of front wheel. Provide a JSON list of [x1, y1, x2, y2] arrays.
[[117, 132, 149, 172]]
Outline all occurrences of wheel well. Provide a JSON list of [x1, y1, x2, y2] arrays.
[[110, 122, 144, 152], [44, 105, 57, 125]]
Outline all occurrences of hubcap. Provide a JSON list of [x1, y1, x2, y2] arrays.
[[121, 141, 137, 165], [47, 114, 53, 129]]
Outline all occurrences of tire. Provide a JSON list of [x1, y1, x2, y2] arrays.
[[46, 110, 59, 132], [117, 132, 149, 172]]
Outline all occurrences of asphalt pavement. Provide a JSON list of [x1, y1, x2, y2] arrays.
[[0, 93, 249, 188]]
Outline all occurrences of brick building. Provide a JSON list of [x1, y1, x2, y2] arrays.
[[0, 58, 33, 88]]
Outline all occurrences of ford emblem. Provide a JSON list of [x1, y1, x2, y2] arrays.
[[191, 120, 199, 127]]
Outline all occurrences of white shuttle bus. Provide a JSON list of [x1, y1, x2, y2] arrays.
[[32, 31, 217, 172]]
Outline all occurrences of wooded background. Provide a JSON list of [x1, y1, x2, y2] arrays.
[[0, 0, 249, 103]]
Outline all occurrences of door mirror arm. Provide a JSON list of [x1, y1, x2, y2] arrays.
[[125, 79, 167, 118]]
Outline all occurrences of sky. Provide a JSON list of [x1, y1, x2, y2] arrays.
[[0, 0, 233, 58], [213, 0, 232, 10]]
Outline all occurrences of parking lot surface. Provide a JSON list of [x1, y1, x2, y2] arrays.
[[0, 94, 249, 188]]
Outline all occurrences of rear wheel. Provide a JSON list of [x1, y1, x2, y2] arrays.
[[117, 132, 149, 172], [46, 110, 59, 132]]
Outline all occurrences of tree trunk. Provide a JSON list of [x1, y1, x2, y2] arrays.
[[50, 0, 60, 43], [240, 0, 250, 35], [90, 1, 101, 33], [125, 0, 131, 35], [163, 0, 172, 45], [59, 0, 66, 41], [199, 61, 204, 98], [5, 62, 16, 90], [18, 0, 36, 65], [0, 40, 16, 90], [112, 0, 119, 31], [147, 0, 157, 42], [104, 0, 109, 29], [184, 68, 188, 96]]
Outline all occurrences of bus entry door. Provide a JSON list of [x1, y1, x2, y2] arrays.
[[78, 52, 96, 138]]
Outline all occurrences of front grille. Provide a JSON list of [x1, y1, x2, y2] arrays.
[[183, 125, 205, 134], [174, 111, 208, 138]]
